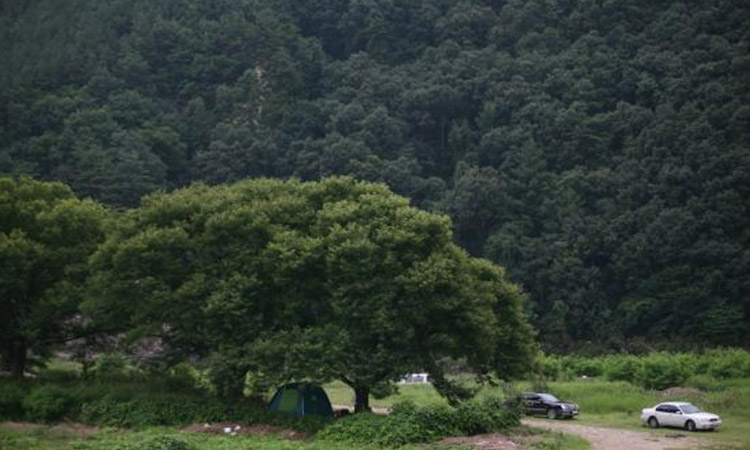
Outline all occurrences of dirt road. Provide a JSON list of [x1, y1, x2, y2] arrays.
[[523, 418, 705, 450]]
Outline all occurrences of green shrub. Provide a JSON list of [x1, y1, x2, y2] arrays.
[[78, 391, 330, 431], [317, 398, 518, 447], [684, 374, 722, 391], [80, 394, 232, 427], [567, 356, 605, 378], [115, 435, 194, 450], [635, 353, 691, 390], [317, 412, 389, 444], [604, 355, 642, 382], [89, 353, 131, 380], [390, 401, 459, 442], [0, 382, 27, 420], [703, 348, 750, 379], [453, 403, 491, 436], [23, 385, 76, 422], [5, 378, 331, 430], [162, 363, 202, 391], [538, 354, 564, 379]]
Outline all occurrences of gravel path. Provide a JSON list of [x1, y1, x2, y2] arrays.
[[523, 418, 705, 450]]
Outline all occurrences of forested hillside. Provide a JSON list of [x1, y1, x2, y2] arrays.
[[2, 0, 749, 351]]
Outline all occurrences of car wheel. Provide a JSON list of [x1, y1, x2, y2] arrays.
[[547, 408, 557, 420], [685, 420, 696, 432], [648, 417, 659, 428]]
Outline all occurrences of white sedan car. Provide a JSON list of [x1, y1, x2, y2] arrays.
[[641, 402, 721, 431]]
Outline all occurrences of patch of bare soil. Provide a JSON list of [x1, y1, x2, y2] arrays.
[[182, 423, 310, 440], [523, 418, 706, 450], [1, 421, 45, 432], [0, 421, 98, 437], [48, 422, 99, 437], [440, 433, 527, 450]]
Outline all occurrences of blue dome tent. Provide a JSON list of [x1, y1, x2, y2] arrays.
[[268, 382, 334, 417]]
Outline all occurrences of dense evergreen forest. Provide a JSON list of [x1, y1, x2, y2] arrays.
[[2, 0, 749, 352]]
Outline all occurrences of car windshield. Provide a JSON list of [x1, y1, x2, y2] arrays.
[[539, 394, 561, 403], [680, 404, 702, 414]]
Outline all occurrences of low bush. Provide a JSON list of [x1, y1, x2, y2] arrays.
[[389, 401, 459, 443], [317, 398, 518, 447], [604, 355, 642, 382], [79, 393, 329, 431], [0, 381, 27, 420], [0, 379, 329, 432], [88, 353, 131, 380], [702, 348, 750, 379], [115, 435, 194, 450], [22, 385, 76, 422], [317, 412, 390, 445], [634, 353, 691, 390], [540, 348, 750, 389], [457, 397, 519, 434], [566, 356, 605, 378], [537, 354, 564, 380], [684, 374, 722, 391]]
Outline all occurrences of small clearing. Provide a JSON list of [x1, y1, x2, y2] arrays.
[[523, 418, 705, 450], [182, 423, 310, 440], [441, 434, 526, 449], [1, 421, 98, 437]]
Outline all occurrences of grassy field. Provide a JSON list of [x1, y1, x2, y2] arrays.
[[0, 424, 594, 450], [3, 370, 747, 449], [325, 377, 750, 450], [0, 426, 414, 450]]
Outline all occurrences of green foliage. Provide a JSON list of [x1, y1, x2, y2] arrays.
[[0, 176, 108, 376], [88, 353, 130, 380], [0, 378, 329, 432], [317, 399, 518, 447], [0, 381, 27, 420], [454, 397, 519, 435], [634, 354, 691, 390], [683, 374, 722, 392], [3, 0, 749, 352], [701, 348, 750, 379], [115, 436, 193, 450], [79, 395, 207, 427], [537, 349, 750, 390], [603, 356, 642, 383], [77, 393, 327, 431], [22, 385, 75, 423], [87, 177, 534, 410], [316, 413, 390, 445], [0, 426, 397, 450]]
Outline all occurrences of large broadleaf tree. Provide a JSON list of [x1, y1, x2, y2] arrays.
[[87, 177, 535, 410], [0, 176, 107, 377]]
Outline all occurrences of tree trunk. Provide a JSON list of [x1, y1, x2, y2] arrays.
[[7, 340, 27, 378], [354, 386, 370, 413]]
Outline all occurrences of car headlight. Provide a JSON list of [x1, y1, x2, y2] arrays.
[[560, 405, 567, 410]]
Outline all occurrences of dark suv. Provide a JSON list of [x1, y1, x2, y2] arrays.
[[515, 392, 579, 419]]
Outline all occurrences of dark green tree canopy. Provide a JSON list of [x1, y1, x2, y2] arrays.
[[87, 177, 535, 408], [3, 0, 749, 350]]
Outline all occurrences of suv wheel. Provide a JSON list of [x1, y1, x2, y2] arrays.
[[547, 408, 557, 420]]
